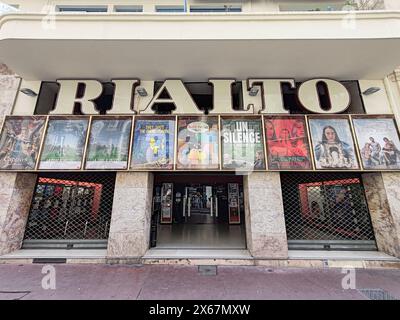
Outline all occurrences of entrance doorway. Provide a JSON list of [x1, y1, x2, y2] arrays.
[[151, 173, 246, 249], [184, 185, 215, 224]]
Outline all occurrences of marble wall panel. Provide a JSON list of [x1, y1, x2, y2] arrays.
[[362, 173, 400, 258], [0, 173, 37, 255], [244, 172, 288, 259], [107, 172, 154, 259], [0, 75, 20, 116]]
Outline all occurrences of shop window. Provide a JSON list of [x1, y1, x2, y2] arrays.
[[0, 3, 19, 13], [279, 1, 347, 12], [23, 172, 116, 247], [56, 5, 108, 13], [281, 172, 377, 250], [190, 6, 242, 12], [155, 6, 185, 13], [114, 5, 143, 13]]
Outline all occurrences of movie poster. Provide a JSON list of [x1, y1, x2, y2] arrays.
[[308, 117, 359, 170], [0, 117, 46, 170], [131, 118, 175, 169], [85, 118, 132, 169], [352, 117, 400, 170], [228, 183, 240, 224], [264, 116, 312, 170], [221, 118, 265, 170], [176, 117, 219, 170], [39, 118, 88, 169]]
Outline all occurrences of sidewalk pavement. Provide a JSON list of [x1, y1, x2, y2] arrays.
[[0, 264, 399, 300]]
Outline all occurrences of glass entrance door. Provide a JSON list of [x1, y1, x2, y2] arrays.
[[183, 185, 217, 224]]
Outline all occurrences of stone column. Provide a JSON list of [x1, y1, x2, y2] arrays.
[[243, 172, 288, 259], [0, 73, 20, 116], [362, 173, 400, 258], [0, 65, 34, 256], [0, 173, 37, 255], [106, 172, 154, 263]]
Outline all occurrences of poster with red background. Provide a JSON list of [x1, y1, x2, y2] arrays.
[[265, 116, 312, 170]]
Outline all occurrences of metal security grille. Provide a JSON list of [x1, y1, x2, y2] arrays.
[[23, 172, 116, 249], [281, 172, 377, 250]]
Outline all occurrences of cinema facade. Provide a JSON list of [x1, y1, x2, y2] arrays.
[[1, 6, 400, 267]]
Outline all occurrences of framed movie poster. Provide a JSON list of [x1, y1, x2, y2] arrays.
[[352, 116, 400, 170], [221, 117, 265, 170], [131, 117, 175, 169], [308, 116, 359, 170], [176, 117, 219, 170], [264, 116, 312, 170], [0, 116, 46, 170], [160, 182, 173, 224], [228, 183, 240, 224], [85, 117, 132, 169], [39, 117, 89, 170]]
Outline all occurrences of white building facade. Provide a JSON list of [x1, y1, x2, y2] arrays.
[[1, 0, 400, 267]]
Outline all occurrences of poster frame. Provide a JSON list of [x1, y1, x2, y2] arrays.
[[0, 114, 400, 172], [307, 114, 361, 171], [350, 114, 400, 171], [0, 115, 47, 171], [263, 114, 313, 171], [37, 115, 91, 171], [220, 115, 267, 172], [175, 115, 220, 171], [83, 115, 133, 171], [130, 115, 176, 171]]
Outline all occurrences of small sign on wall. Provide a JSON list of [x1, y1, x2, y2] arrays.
[[228, 183, 240, 224]]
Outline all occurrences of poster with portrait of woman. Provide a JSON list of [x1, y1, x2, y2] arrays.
[[264, 116, 312, 170], [352, 116, 400, 170], [308, 117, 359, 170], [0, 116, 46, 170], [176, 117, 219, 170]]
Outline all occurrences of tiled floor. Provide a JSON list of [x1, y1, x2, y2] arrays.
[[0, 249, 107, 259], [155, 223, 246, 249], [288, 250, 399, 261], [143, 249, 252, 259]]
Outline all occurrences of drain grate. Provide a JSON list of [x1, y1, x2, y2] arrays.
[[32, 258, 67, 264], [358, 289, 397, 300], [198, 265, 217, 276]]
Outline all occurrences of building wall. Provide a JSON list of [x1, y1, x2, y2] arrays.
[[2, 0, 400, 261], [0, 64, 37, 256], [3, 0, 398, 13]]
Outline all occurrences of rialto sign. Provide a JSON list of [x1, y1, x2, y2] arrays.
[[49, 78, 351, 115]]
